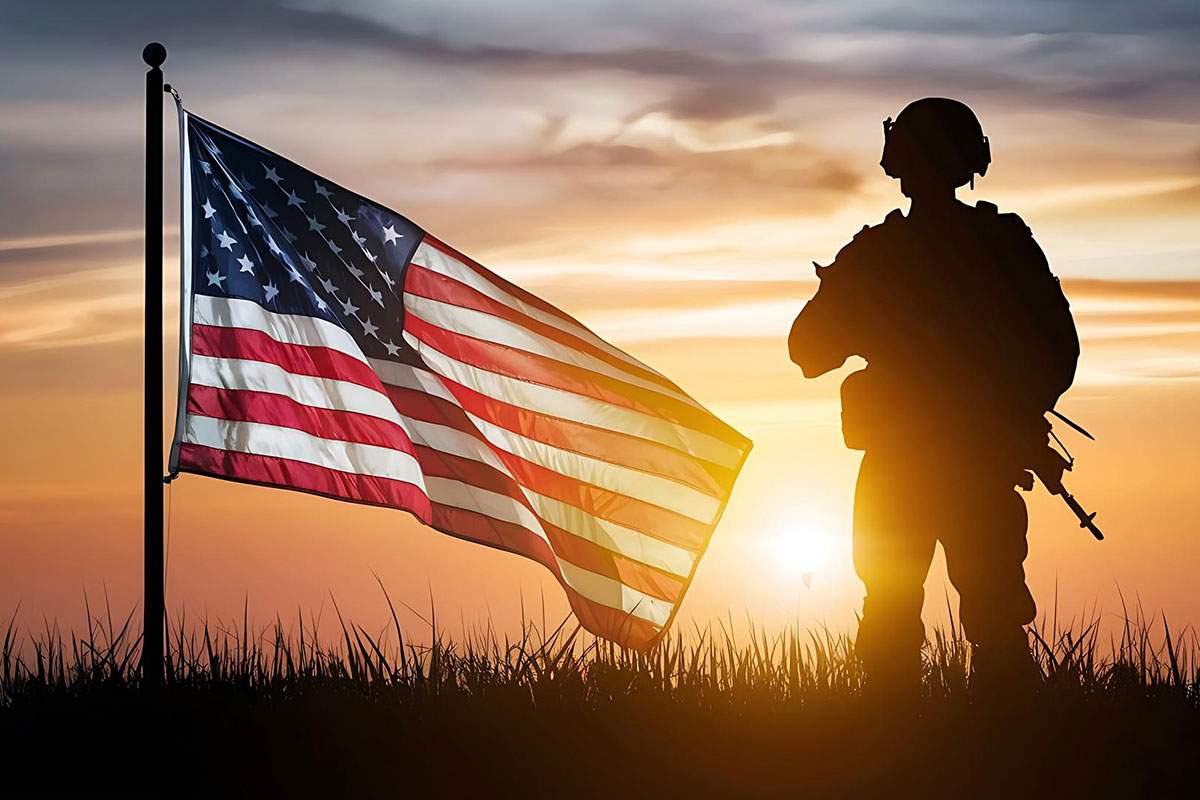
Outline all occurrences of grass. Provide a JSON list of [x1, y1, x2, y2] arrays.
[[2, 590, 1197, 797]]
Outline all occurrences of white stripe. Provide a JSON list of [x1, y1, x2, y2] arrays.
[[367, 357, 457, 403], [403, 330, 744, 469], [424, 476, 549, 544], [404, 417, 695, 577], [193, 294, 366, 365], [169, 108, 195, 474], [185, 414, 426, 490], [464, 406, 720, 523], [528, 491, 695, 578], [404, 416, 508, 472], [404, 293, 701, 409], [412, 242, 665, 380], [557, 559, 672, 627], [190, 354, 404, 429]]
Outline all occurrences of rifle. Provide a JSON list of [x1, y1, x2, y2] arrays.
[[1028, 416, 1104, 540]]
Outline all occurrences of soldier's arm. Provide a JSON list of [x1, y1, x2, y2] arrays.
[[1015, 221, 1080, 410], [788, 261, 858, 378]]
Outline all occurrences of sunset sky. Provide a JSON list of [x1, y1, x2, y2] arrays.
[[2, 0, 1198, 643]]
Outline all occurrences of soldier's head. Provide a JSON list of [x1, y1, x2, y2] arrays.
[[880, 98, 990, 199]]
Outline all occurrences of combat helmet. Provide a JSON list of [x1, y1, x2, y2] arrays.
[[880, 98, 991, 188]]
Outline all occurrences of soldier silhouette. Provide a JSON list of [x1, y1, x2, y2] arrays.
[[789, 98, 1079, 693]]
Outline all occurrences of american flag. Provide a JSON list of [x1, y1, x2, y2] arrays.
[[168, 112, 751, 649]]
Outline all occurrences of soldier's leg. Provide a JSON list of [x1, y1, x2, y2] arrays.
[[852, 451, 938, 690], [941, 479, 1039, 690]]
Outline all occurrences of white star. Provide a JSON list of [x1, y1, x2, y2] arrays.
[[216, 230, 237, 251], [288, 265, 304, 283], [351, 230, 366, 246], [347, 264, 364, 278], [201, 199, 216, 219], [199, 160, 212, 175], [236, 254, 255, 274], [263, 164, 283, 184], [305, 214, 326, 234], [335, 208, 354, 225], [314, 181, 332, 198], [340, 297, 359, 317], [319, 276, 338, 294], [286, 189, 305, 208], [247, 209, 262, 227], [382, 224, 402, 245], [361, 318, 379, 337], [206, 270, 225, 289], [377, 268, 394, 288], [240, 175, 256, 191], [263, 282, 279, 303], [364, 250, 377, 264], [199, 245, 209, 258], [383, 340, 401, 357], [263, 204, 278, 219], [368, 285, 383, 306], [300, 252, 317, 272], [327, 239, 342, 256], [267, 236, 282, 256], [282, 229, 298, 243], [228, 182, 244, 202], [314, 295, 328, 311]]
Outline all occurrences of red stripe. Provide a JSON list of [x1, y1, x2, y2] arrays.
[[566, 592, 664, 651], [175, 443, 432, 523], [404, 311, 724, 434], [427, 503, 664, 649], [419, 235, 583, 331], [405, 263, 679, 393], [541, 520, 684, 603], [430, 503, 558, 573], [414, 444, 520, 499], [191, 324, 382, 391], [187, 385, 416, 454], [388, 384, 711, 551]]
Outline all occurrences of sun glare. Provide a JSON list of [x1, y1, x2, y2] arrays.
[[765, 512, 837, 583]]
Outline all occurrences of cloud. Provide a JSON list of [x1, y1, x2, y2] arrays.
[[0, 265, 146, 351]]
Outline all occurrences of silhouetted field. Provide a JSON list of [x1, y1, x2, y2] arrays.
[[2, 593, 1197, 798]]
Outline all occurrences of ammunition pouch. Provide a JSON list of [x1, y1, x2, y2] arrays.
[[840, 368, 877, 451]]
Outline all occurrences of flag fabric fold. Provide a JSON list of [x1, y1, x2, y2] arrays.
[[170, 111, 751, 648]]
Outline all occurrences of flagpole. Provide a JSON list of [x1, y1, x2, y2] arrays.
[[142, 41, 167, 690]]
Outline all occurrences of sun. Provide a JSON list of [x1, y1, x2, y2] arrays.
[[765, 513, 836, 584]]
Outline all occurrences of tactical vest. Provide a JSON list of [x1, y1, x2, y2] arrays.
[[834, 202, 1077, 461]]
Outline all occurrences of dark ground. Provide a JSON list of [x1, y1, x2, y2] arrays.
[[4, 686, 1197, 797]]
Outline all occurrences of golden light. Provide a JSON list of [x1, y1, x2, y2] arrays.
[[763, 510, 838, 585]]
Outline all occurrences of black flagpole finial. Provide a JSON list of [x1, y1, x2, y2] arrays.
[[143, 42, 167, 68]]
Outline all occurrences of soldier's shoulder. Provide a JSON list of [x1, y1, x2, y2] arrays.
[[974, 200, 1033, 238], [830, 209, 906, 262]]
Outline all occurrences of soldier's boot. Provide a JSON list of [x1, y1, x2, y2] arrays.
[[969, 627, 1040, 697]]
